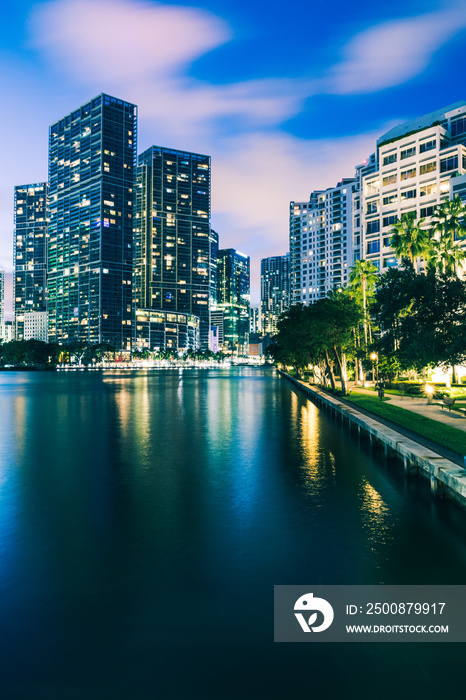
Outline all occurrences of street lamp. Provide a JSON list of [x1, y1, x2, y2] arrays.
[[370, 352, 378, 384], [425, 384, 434, 405]]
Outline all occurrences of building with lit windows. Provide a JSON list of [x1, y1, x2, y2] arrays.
[[13, 183, 47, 340], [47, 94, 136, 350], [290, 179, 355, 305], [216, 249, 250, 354], [249, 305, 260, 334], [24, 311, 48, 342], [361, 102, 466, 273], [260, 254, 290, 334], [134, 146, 211, 350]]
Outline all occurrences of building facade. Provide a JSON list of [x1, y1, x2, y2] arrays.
[[249, 305, 260, 334], [290, 179, 355, 305], [260, 254, 290, 334], [24, 311, 48, 342], [47, 94, 136, 350], [13, 183, 48, 340], [216, 249, 250, 354], [360, 102, 466, 273], [134, 146, 211, 350]]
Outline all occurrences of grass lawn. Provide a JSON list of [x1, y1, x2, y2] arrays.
[[344, 392, 466, 457]]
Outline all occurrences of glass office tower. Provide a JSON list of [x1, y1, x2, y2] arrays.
[[216, 248, 250, 355], [13, 183, 48, 340], [47, 94, 137, 350], [134, 146, 211, 349], [260, 253, 290, 335]]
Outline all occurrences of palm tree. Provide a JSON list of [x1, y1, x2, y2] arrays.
[[430, 237, 466, 276], [349, 260, 378, 342], [349, 260, 378, 383], [389, 212, 433, 272], [430, 196, 466, 276]]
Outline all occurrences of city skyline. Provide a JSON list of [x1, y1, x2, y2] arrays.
[[1, 0, 465, 316]]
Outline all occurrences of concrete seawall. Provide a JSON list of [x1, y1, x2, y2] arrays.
[[280, 371, 466, 509]]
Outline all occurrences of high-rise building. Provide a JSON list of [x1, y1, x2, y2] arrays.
[[13, 183, 48, 340], [249, 305, 260, 334], [261, 254, 290, 334], [47, 94, 137, 350], [360, 101, 466, 273], [290, 179, 355, 305], [134, 146, 211, 349], [216, 249, 250, 354]]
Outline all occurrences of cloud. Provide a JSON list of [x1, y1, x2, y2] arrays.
[[30, 0, 231, 82], [326, 3, 466, 94]]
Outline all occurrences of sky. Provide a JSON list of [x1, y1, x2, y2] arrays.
[[1, 0, 466, 314]]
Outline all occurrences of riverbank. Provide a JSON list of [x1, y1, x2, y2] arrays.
[[280, 371, 466, 509]]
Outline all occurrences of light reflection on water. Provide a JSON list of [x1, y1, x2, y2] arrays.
[[0, 368, 465, 698]]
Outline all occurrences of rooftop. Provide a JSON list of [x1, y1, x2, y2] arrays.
[[377, 101, 466, 147]]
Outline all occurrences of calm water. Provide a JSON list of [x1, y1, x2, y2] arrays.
[[1, 367, 466, 699]]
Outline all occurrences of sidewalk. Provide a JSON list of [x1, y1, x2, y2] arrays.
[[348, 382, 466, 433]]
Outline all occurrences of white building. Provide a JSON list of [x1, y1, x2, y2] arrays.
[[290, 179, 355, 305], [361, 102, 466, 273], [24, 311, 48, 342]]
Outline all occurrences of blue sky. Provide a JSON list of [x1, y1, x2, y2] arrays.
[[1, 0, 465, 312]]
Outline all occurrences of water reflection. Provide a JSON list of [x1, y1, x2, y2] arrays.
[[0, 369, 466, 698]]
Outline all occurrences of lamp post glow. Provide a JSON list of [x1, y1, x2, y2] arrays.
[[426, 384, 434, 405], [370, 352, 378, 383]]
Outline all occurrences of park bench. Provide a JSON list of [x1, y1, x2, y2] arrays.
[[435, 396, 456, 411]]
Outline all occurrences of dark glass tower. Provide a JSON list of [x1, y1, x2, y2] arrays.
[[135, 146, 211, 349], [47, 94, 137, 350], [13, 183, 48, 340], [261, 254, 290, 335], [216, 248, 250, 354]]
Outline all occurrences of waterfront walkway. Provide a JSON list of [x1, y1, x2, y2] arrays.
[[349, 383, 466, 434]]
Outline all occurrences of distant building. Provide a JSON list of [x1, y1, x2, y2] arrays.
[[14, 183, 48, 340], [290, 179, 355, 305], [2, 321, 14, 342], [260, 254, 290, 334], [216, 249, 250, 354], [133, 309, 199, 353], [249, 305, 261, 334], [47, 94, 136, 350], [134, 146, 211, 350], [24, 311, 48, 342], [210, 309, 224, 350]]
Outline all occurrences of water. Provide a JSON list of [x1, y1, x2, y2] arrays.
[[0, 367, 466, 699]]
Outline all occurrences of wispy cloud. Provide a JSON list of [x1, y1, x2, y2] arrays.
[[325, 3, 466, 94], [30, 0, 232, 81]]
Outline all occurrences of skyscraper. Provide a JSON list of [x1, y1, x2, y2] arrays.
[[290, 179, 355, 305], [216, 249, 250, 354], [13, 183, 47, 340], [47, 94, 137, 350], [261, 254, 290, 335], [134, 146, 211, 349]]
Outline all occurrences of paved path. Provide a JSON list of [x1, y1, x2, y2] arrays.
[[348, 383, 466, 432]]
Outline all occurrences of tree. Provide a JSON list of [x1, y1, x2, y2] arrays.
[[430, 196, 466, 276], [349, 259, 378, 343], [372, 266, 466, 373], [389, 212, 433, 272]]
